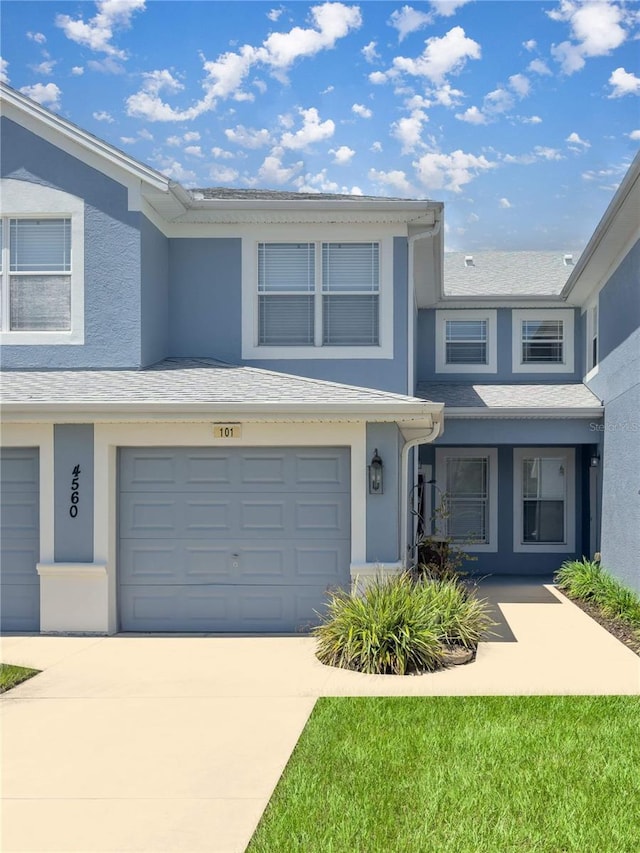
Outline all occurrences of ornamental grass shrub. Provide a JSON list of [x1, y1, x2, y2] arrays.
[[555, 558, 640, 629], [314, 572, 492, 675]]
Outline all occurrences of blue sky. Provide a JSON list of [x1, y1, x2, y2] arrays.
[[2, 0, 639, 251]]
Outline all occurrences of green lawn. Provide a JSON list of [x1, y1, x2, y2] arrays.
[[248, 695, 640, 853], [0, 662, 40, 693]]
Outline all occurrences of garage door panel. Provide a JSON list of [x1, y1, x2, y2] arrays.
[[118, 446, 350, 632], [1, 448, 40, 632]]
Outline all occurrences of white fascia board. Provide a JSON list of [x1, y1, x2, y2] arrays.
[[1, 84, 169, 193], [562, 151, 640, 302], [435, 295, 567, 308], [1, 401, 442, 424], [444, 407, 603, 418]]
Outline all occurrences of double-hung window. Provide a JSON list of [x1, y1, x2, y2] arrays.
[[2, 218, 71, 332], [245, 237, 390, 359], [0, 178, 84, 345], [435, 309, 497, 373], [435, 448, 498, 551], [513, 448, 575, 552], [512, 309, 574, 373]]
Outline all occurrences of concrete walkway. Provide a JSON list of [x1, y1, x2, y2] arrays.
[[2, 585, 639, 853]]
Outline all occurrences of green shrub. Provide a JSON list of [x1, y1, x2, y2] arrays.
[[314, 572, 493, 675], [555, 558, 640, 629]]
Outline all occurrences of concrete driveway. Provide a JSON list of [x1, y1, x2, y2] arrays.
[[2, 585, 639, 853]]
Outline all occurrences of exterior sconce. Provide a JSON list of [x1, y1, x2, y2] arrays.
[[590, 452, 600, 468], [368, 449, 383, 494]]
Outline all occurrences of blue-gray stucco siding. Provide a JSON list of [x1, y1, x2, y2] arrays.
[[416, 306, 583, 383], [1, 117, 144, 369], [366, 422, 401, 563], [584, 239, 640, 593], [141, 217, 169, 367]]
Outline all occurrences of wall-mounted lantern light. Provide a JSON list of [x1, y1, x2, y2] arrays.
[[368, 448, 384, 494], [590, 451, 600, 468]]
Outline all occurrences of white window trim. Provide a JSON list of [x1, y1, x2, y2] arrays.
[[435, 447, 498, 553], [242, 233, 393, 359], [513, 447, 575, 554], [0, 179, 84, 346], [435, 309, 497, 374], [511, 308, 574, 374], [584, 299, 599, 381]]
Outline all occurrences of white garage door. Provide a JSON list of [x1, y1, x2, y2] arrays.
[[0, 448, 40, 632], [118, 447, 351, 632]]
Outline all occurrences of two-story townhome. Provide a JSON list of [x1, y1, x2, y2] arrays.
[[1, 83, 636, 637], [0, 82, 444, 635]]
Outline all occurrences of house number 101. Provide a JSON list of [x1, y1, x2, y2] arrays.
[[213, 423, 242, 439], [69, 464, 81, 518]]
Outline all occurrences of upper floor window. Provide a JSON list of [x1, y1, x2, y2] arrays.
[[435, 309, 497, 374], [0, 179, 84, 346], [2, 218, 72, 332], [512, 309, 574, 374], [243, 234, 393, 360]]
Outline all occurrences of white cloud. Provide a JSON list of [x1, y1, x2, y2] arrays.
[[154, 158, 196, 183], [87, 57, 126, 74], [267, 7, 283, 21], [120, 136, 136, 144], [30, 60, 56, 75], [225, 125, 273, 148], [549, 0, 630, 75], [27, 31, 47, 44], [296, 169, 361, 194], [330, 145, 355, 164], [56, 0, 146, 59], [608, 67, 640, 98], [137, 128, 153, 140], [92, 110, 114, 122], [455, 106, 487, 124], [534, 145, 564, 160], [369, 70, 389, 85], [361, 40, 380, 63], [468, 212, 480, 222], [629, 130, 640, 140], [499, 197, 512, 208], [391, 27, 481, 84], [280, 107, 335, 150], [430, 83, 464, 106], [368, 168, 416, 196], [352, 102, 372, 118], [212, 147, 235, 158], [183, 131, 200, 142], [126, 69, 192, 121], [371, 141, 383, 152], [509, 73, 531, 98], [210, 165, 240, 182], [125, 2, 361, 121], [521, 115, 543, 124], [392, 109, 429, 153], [566, 131, 591, 148], [485, 87, 515, 115], [389, 5, 433, 41], [19, 82, 61, 109], [257, 149, 304, 185], [0, 57, 8, 84], [71, 66, 84, 75], [184, 145, 203, 157], [413, 149, 496, 193], [321, 85, 334, 94], [528, 58, 552, 75], [430, 0, 472, 17], [523, 39, 537, 51]]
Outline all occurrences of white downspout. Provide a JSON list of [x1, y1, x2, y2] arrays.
[[407, 216, 442, 394], [400, 419, 442, 569]]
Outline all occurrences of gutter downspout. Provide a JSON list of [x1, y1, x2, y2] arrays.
[[399, 419, 442, 569], [407, 215, 442, 394]]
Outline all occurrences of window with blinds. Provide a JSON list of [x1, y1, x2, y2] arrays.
[[445, 319, 487, 364], [257, 241, 380, 347], [521, 319, 564, 363], [2, 218, 72, 331]]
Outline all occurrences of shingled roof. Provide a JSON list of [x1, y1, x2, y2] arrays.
[[416, 381, 602, 413], [2, 359, 441, 422], [190, 188, 410, 202], [443, 251, 582, 297]]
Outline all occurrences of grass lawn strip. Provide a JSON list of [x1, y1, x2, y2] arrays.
[[248, 696, 640, 853], [0, 662, 41, 693]]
